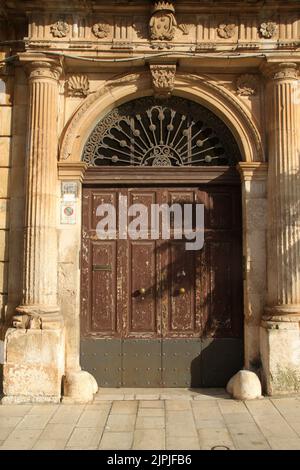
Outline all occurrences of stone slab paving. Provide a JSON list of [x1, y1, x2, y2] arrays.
[[1, 389, 300, 450]]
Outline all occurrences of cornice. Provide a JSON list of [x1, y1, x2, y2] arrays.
[[58, 162, 88, 182], [237, 162, 268, 181]]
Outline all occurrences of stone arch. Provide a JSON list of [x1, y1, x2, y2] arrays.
[[59, 71, 264, 163]]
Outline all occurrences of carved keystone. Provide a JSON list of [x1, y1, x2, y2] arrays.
[[149, 64, 176, 98]]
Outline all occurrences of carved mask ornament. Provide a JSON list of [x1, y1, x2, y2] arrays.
[[149, 1, 177, 41]]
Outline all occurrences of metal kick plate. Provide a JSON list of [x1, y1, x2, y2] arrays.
[[122, 339, 162, 387], [201, 338, 244, 387], [80, 338, 244, 387], [80, 338, 122, 387], [162, 339, 202, 387]]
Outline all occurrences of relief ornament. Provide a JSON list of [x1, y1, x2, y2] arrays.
[[50, 20, 69, 38], [236, 74, 259, 97], [259, 21, 277, 39], [150, 64, 176, 98], [149, 1, 177, 41], [92, 21, 111, 39], [217, 23, 236, 39], [67, 75, 90, 98]]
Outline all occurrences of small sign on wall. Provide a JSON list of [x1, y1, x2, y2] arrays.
[[61, 181, 78, 199], [61, 201, 76, 225]]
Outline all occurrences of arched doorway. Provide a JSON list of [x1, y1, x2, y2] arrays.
[[80, 96, 243, 387]]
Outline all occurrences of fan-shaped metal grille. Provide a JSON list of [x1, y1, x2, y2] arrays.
[[83, 97, 241, 167]]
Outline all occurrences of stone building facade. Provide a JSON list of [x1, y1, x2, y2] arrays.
[[0, 0, 299, 403]]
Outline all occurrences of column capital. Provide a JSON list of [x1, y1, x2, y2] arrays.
[[25, 60, 62, 82], [58, 162, 88, 182], [237, 162, 268, 182], [260, 62, 299, 81]]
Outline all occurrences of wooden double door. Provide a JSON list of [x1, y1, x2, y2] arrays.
[[81, 180, 243, 387]]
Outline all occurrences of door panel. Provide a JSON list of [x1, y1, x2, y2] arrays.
[[81, 183, 243, 387], [91, 241, 117, 333], [130, 241, 158, 334], [168, 241, 196, 334]]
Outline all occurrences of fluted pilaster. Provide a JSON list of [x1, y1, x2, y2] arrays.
[[263, 62, 300, 318], [15, 60, 62, 328]]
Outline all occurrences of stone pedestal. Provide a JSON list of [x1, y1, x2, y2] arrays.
[[260, 320, 300, 394], [3, 328, 65, 403], [260, 62, 300, 394]]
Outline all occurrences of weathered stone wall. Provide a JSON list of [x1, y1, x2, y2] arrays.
[[6, 67, 27, 320], [0, 59, 12, 325]]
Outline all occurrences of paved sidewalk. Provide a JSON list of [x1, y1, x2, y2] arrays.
[[1, 388, 300, 450]]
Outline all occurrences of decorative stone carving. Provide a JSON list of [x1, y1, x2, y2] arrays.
[[149, 2, 177, 41], [67, 75, 90, 97], [60, 71, 263, 164], [150, 64, 176, 98], [277, 41, 300, 50], [26, 40, 52, 49], [273, 64, 298, 80], [178, 22, 194, 35], [111, 41, 134, 50], [133, 17, 149, 39], [26, 61, 62, 82], [236, 43, 260, 51], [50, 20, 69, 38], [236, 74, 259, 96], [195, 43, 216, 51], [150, 42, 174, 50], [92, 21, 111, 39], [259, 21, 277, 39], [217, 23, 236, 39], [262, 62, 298, 81]]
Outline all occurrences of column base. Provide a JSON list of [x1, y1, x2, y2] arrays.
[[260, 319, 300, 395], [264, 304, 300, 321], [2, 327, 65, 403], [62, 369, 98, 403], [14, 305, 63, 329]]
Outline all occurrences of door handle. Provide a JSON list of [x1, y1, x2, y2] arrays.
[[138, 288, 146, 295], [178, 287, 186, 295]]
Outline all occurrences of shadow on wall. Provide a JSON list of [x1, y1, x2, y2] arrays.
[[190, 338, 244, 388]]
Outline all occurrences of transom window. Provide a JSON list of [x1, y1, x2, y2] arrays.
[[83, 97, 240, 167]]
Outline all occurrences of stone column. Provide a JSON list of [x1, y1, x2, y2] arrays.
[[260, 62, 300, 394], [237, 163, 268, 371], [57, 162, 97, 403], [3, 59, 65, 403], [14, 60, 62, 328]]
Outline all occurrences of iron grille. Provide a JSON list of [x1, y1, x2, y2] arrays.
[[83, 97, 241, 167]]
